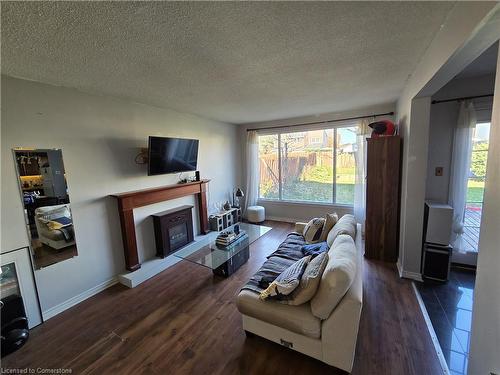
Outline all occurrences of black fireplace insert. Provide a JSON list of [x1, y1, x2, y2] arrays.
[[152, 205, 194, 258]]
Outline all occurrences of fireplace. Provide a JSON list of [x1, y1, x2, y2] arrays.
[[152, 205, 194, 258]]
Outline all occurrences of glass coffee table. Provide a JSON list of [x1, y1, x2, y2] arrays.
[[174, 223, 271, 277]]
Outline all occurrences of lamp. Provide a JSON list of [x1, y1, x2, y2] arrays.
[[233, 188, 244, 208]]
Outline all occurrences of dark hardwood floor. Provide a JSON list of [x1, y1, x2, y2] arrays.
[[2, 221, 443, 374]]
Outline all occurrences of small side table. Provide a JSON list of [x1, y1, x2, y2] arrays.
[[209, 208, 242, 232]]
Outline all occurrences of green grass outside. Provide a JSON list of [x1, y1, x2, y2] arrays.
[[304, 166, 355, 184], [468, 180, 484, 188], [467, 186, 484, 204], [260, 181, 354, 204], [260, 166, 485, 206]]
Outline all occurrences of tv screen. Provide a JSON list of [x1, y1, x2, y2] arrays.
[[148, 136, 199, 176]]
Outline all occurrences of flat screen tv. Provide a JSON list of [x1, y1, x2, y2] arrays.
[[148, 136, 199, 176]]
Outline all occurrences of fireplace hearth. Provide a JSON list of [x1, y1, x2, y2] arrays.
[[152, 205, 194, 258]]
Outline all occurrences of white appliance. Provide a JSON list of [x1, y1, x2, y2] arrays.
[[424, 201, 454, 246]]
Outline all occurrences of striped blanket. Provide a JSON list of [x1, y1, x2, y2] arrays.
[[241, 233, 306, 294]]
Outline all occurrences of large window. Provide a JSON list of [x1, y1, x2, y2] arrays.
[[258, 126, 357, 205], [463, 122, 490, 252]]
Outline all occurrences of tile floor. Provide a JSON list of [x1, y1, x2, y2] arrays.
[[415, 268, 476, 375]]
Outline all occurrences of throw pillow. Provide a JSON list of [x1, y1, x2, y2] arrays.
[[259, 255, 311, 300], [51, 216, 72, 226], [311, 234, 357, 319], [286, 252, 329, 306], [303, 218, 326, 244], [326, 214, 357, 248], [46, 220, 64, 230], [41, 215, 72, 230], [41, 206, 71, 221], [320, 213, 339, 242], [301, 242, 329, 257]]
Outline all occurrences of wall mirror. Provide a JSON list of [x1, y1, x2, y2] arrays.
[[13, 148, 78, 269]]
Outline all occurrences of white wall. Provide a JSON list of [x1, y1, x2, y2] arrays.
[[396, 2, 497, 277], [258, 201, 353, 223], [469, 47, 500, 375], [238, 103, 395, 222], [398, 96, 432, 281], [1, 76, 240, 314], [426, 74, 495, 203], [425, 101, 457, 202]]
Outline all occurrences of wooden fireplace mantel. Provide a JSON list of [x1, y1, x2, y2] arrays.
[[111, 180, 210, 271]]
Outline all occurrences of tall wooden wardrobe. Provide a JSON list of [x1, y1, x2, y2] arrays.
[[365, 135, 402, 262]]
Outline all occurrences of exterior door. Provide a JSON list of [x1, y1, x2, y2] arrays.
[[452, 121, 491, 266]]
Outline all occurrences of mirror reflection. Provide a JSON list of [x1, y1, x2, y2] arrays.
[[13, 149, 78, 269]]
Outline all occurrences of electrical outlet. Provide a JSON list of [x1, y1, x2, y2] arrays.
[[435, 167, 443, 176]]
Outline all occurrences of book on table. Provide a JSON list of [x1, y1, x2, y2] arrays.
[[215, 230, 247, 247]]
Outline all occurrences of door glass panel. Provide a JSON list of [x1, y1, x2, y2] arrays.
[[0, 262, 20, 299], [464, 122, 490, 252]]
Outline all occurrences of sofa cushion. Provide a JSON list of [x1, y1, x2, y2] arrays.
[[326, 214, 356, 247], [237, 290, 321, 338], [320, 213, 338, 242], [40, 216, 73, 230], [260, 256, 311, 300], [294, 222, 307, 235], [303, 218, 326, 244], [242, 256, 295, 295], [286, 252, 329, 306], [267, 233, 306, 262], [36, 226, 67, 240], [311, 234, 357, 319], [36, 205, 71, 221]]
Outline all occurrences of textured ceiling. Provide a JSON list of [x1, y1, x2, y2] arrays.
[[1, 2, 454, 124]]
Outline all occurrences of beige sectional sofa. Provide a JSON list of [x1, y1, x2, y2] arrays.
[[237, 215, 362, 373], [34, 204, 76, 249]]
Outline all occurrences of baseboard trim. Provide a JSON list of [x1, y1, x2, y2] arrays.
[[42, 277, 118, 321], [265, 215, 297, 223], [118, 255, 181, 288], [412, 283, 450, 375], [396, 261, 423, 282], [397, 259, 404, 277], [402, 270, 423, 282]]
